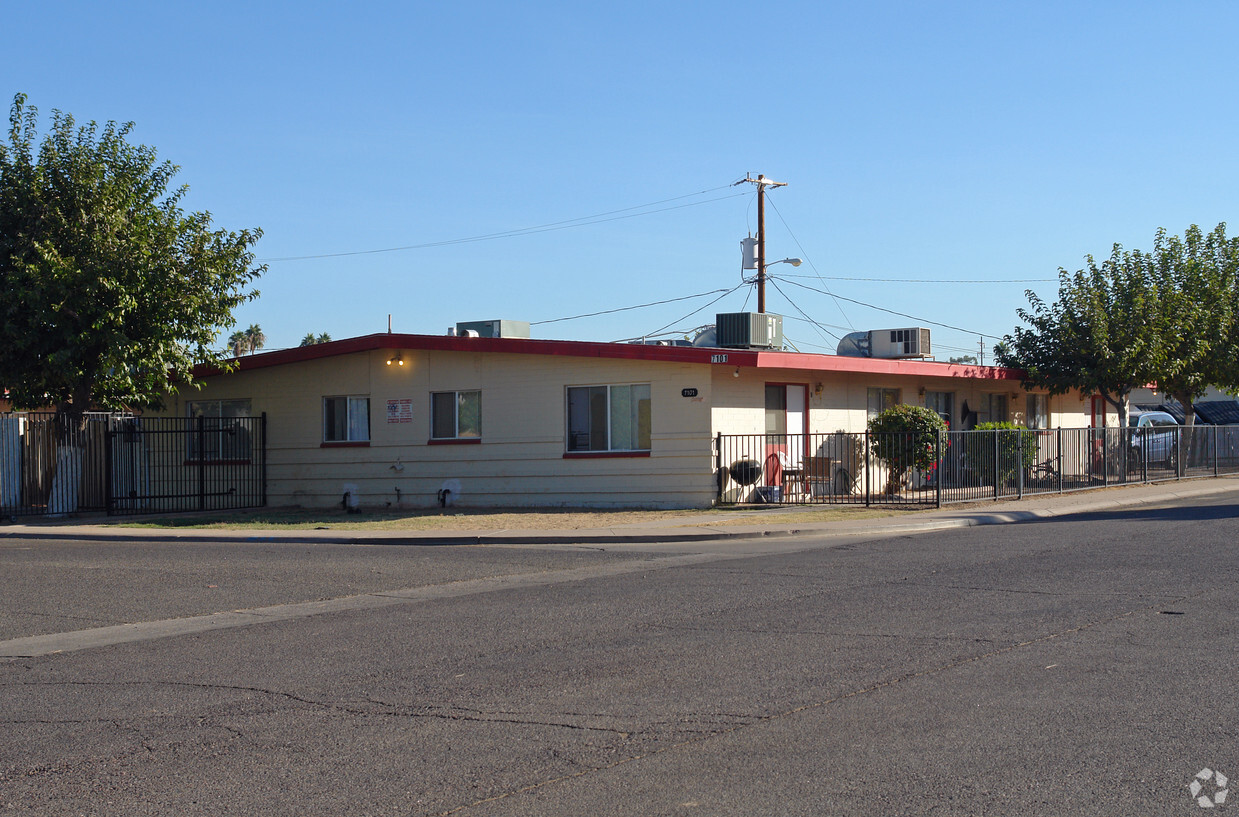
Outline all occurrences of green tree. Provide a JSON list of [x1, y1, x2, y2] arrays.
[[0, 93, 263, 426], [228, 331, 248, 357], [996, 241, 1161, 429], [1144, 224, 1239, 428], [867, 404, 947, 493], [948, 355, 977, 365]]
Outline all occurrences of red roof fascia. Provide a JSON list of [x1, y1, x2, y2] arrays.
[[193, 333, 1024, 381], [752, 350, 1023, 380]]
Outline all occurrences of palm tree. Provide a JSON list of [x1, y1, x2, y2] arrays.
[[228, 330, 247, 357], [244, 324, 265, 355], [299, 332, 332, 347]]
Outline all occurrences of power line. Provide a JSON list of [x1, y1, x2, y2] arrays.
[[774, 275, 999, 340], [260, 186, 744, 262], [764, 196, 855, 331], [778, 273, 1056, 284], [532, 288, 732, 326], [766, 277, 842, 342], [642, 283, 748, 339]]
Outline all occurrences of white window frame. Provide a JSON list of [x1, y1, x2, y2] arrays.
[[323, 395, 370, 443], [431, 390, 481, 440], [566, 383, 651, 453]]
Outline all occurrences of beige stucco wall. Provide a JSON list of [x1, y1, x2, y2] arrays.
[[159, 347, 1094, 511], [163, 348, 718, 510], [710, 365, 1089, 437]]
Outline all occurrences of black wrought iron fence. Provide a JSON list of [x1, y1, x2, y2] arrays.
[[0, 412, 266, 518], [716, 425, 1239, 507]]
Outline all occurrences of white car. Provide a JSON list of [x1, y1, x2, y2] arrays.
[[1128, 409, 1179, 467]]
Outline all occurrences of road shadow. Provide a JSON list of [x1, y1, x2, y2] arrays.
[[1028, 501, 1239, 526]]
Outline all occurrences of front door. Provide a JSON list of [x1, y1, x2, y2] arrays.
[[1090, 395, 1107, 471], [1090, 396, 1106, 428], [765, 384, 807, 491]]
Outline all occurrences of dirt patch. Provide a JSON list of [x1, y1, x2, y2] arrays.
[[107, 504, 908, 532], [115, 507, 717, 531]]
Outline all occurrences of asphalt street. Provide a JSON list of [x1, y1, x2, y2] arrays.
[[3, 491, 1239, 815]]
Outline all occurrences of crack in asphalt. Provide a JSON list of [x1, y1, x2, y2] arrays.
[[0, 679, 639, 744], [899, 582, 1154, 598], [640, 622, 998, 643], [431, 585, 1221, 816], [1, 609, 130, 626]]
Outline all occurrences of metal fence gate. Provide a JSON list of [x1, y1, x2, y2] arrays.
[[106, 415, 267, 515], [0, 412, 266, 518]]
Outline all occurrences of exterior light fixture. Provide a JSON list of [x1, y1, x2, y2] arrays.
[[387, 353, 404, 366]]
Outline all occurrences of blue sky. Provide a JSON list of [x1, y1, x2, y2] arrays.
[[7, 2, 1238, 361]]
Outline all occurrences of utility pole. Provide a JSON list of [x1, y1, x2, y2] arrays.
[[736, 174, 787, 314]]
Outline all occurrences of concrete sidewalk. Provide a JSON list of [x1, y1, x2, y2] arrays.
[[3, 477, 1238, 546]]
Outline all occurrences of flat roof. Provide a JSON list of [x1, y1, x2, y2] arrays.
[[199, 333, 1023, 381]]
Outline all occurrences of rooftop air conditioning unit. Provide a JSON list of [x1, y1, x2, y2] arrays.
[[715, 312, 784, 349], [869, 327, 931, 359], [453, 320, 531, 339]]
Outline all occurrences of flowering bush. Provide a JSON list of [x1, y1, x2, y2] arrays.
[[867, 405, 948, 492]]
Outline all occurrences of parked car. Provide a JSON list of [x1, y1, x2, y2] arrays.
[[1128, 409, 1179, 468]]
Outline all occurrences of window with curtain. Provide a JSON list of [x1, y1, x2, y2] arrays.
[[566, 384, 651, 452], [1026, 394, 1048, 429], [982, 393, 1009, 424], [323, 395, 370, 442]]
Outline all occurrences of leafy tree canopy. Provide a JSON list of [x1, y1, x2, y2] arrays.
[[0, 93, 263, 422], [996, 223, 1239, 428], [1143, 224, 1239, 424]]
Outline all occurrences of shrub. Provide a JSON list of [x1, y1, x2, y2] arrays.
[[867, 405, 948, 492], [963, 421, 1040, 485]]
